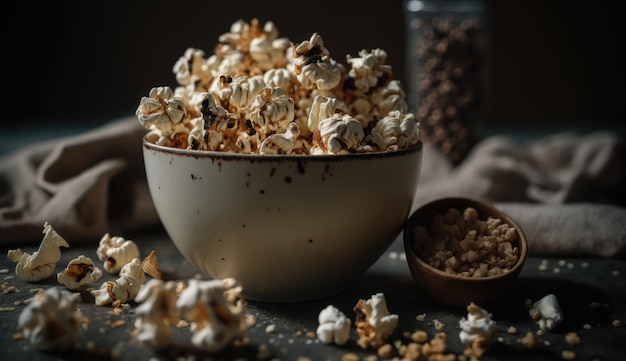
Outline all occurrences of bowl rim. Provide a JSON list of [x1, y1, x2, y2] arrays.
[[404, 196, 528, 282], [143, 134, 423, 161]]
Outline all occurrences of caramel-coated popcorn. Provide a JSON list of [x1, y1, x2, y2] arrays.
[[412, 207, 520, 277], [136, 18, 420, 155]]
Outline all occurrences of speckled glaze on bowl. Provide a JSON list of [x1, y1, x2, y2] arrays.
[[403, 197, 528, 307], [143, 137, 422, 302]]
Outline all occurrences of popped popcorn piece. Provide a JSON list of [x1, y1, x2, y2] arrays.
[[292, 32, 342, 91], [135, 86, 187, 146], [353, 292, 399, 349], [370, 110, 419, 151], [316, 305, 352, 345], [249, 86, 295, 137], [7, 222, 69, 282], [311, 113, 365, 154], [346, 48, 392, 94], [459, 302, 498, 358], [133, 278, 179, 348], [141, 250, 163, 280], [96, 233, 141, 274], [17, 287, 86, 350], [91, 258, 145, 306], [529, 294, 564, 331], [258, 121, 305, 154], [176, 278, 248, 352], [57, 255, 103, 290]]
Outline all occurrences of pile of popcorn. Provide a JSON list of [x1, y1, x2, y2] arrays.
[[135, 18, 420, 155], [412, 206, 520, 277]]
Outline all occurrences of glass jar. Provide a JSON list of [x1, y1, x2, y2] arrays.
[[405, 0, 486, 164]]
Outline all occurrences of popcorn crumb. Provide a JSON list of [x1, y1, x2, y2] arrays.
[[257, 343, 271, 360], [565, 332, 581, 345], [588, 302, 602, 310], [613, 319, 623, 327], [520, 332, 536, 348], [109, 319, 126, 328], [411, 330, 429, 343], [433, 319, 445, 331], [507, 326, 518, 334], [266, 323, 277, 333], [561, 350, 576, 360], [416, 313, 426, 321], [341, 354, 359, 361], [377, 343, 394, 358]]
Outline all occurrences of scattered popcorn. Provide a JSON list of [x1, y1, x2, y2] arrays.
[[91, 258, 145, 306], [412, 207, 520, 277], [410, 330, 429, 343], [265, 323, 277, 333], [561, 350, 576, 360], [136, 19, 420, 155], [176, 278, 248, 352], [133, 278, 179, 348], [520, 332, 536, 348], [140, 250, 163, 280], [564, 332, 581, 345], [354, 292, 399, 349], [529, 294, 564, 331], [96, 233, 140, 274], [17, 287, 86, 350], [316, 305, 352, 346], [57, 255, 103, 290], [459, 302, 498, 359], [7, 222, 69, 282]]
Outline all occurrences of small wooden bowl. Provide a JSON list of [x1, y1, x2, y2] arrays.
[[403, 197, 528, 307]]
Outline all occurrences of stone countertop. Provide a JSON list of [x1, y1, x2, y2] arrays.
[[1, 226, 625, 361]]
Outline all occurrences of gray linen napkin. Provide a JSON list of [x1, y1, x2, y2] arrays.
[[1, 117, 625, 257]]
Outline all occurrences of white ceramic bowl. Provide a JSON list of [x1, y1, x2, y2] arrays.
[[143, 138, 422, 302]]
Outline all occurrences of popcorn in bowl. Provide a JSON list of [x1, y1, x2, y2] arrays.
[[135, 18, 420, 154]]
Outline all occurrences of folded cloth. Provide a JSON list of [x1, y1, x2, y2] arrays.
[[1, 117, 158, 245], [1, 117, 625, 258]]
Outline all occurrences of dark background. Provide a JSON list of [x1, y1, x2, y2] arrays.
[[5, 0, 625, 136]]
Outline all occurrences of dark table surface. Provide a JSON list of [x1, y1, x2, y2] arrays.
[[1, 225, 625, 361]]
